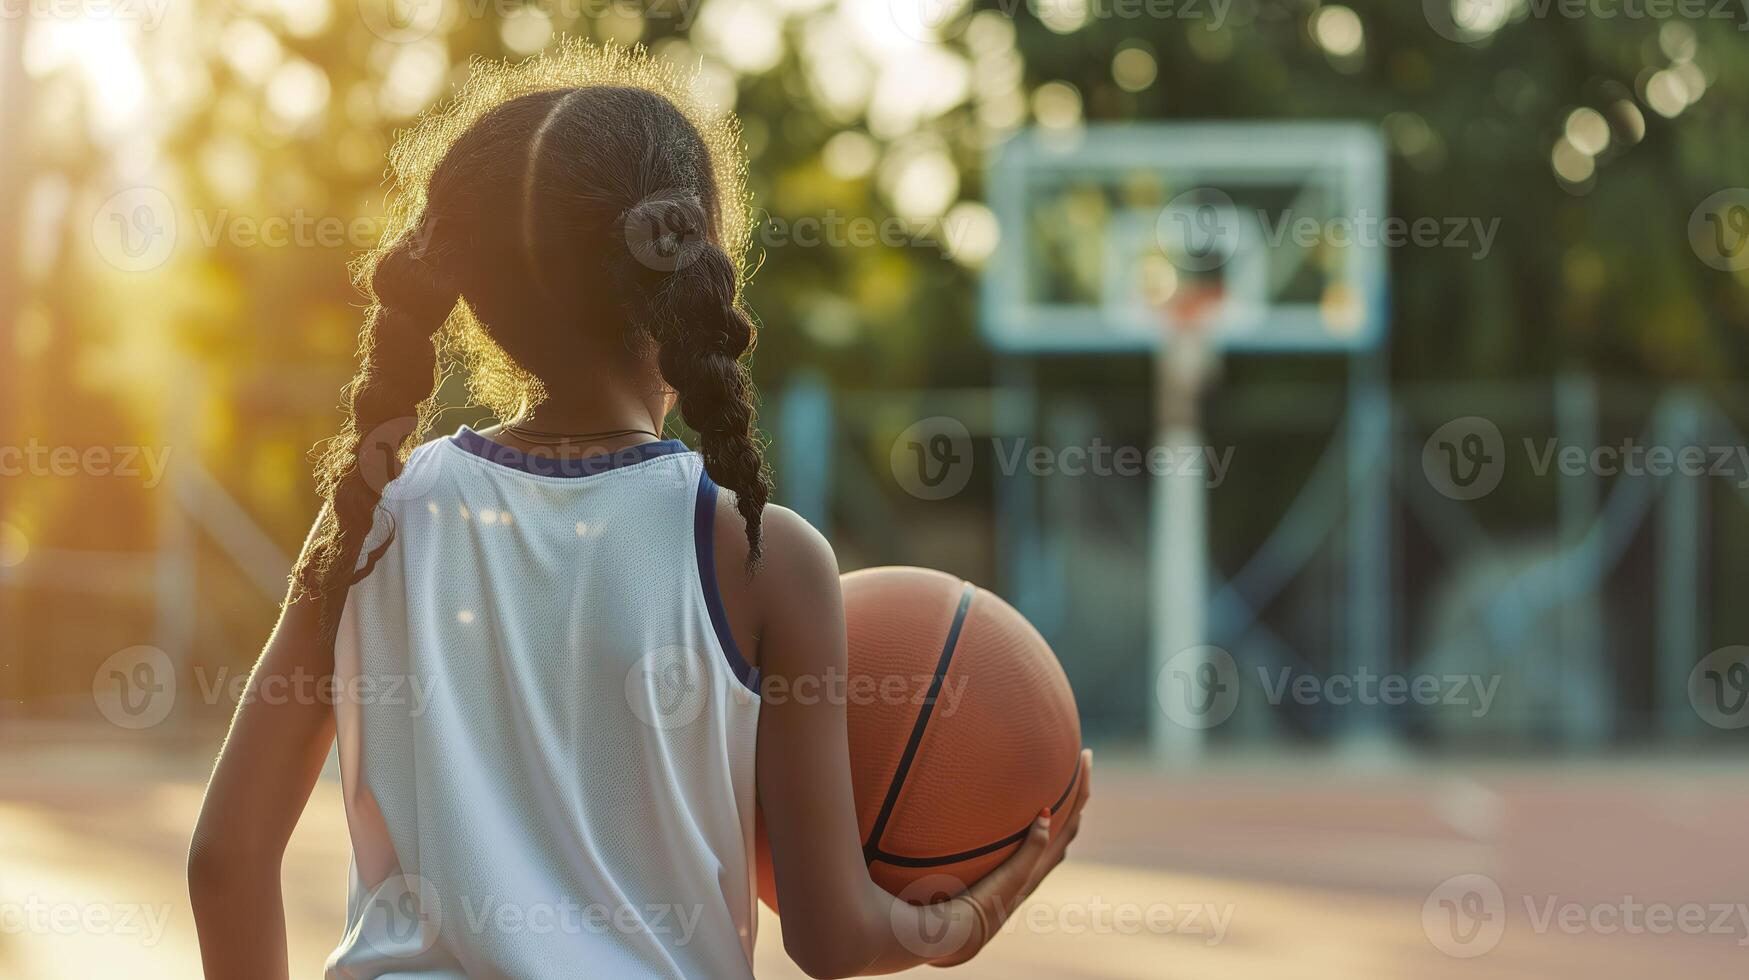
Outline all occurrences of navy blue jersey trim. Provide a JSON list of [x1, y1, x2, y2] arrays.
[[694, 468, 760, 693], [450, 426, 687, 478]]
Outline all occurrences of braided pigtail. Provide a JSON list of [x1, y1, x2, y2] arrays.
[[292, 231, 459, 638], [621, 193, 771, 565]]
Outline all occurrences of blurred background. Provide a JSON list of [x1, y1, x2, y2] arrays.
[[2, 0, 1748, 976]]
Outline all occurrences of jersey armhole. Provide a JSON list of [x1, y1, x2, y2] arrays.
[[694, 467, 761, 694]]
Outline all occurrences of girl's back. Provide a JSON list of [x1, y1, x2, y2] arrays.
[[328, 431, 760, 977]]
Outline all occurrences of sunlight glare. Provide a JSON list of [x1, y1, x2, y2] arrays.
[[878, 139, 957, 220], [1312, 6, 1365, 59], [867, 47, 969, 140], [26, 19, 148, 141], [266, 60, 332, 129], [696, 0, 785, 76], [800, 16, 871, 123]]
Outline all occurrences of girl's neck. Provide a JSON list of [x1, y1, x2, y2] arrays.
[[488, 388, 669, 454]]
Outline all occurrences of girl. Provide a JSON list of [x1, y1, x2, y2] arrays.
[[187, 43, 1090, 979]]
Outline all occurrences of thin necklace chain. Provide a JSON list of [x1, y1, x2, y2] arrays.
[[500, 422, 662, 447]]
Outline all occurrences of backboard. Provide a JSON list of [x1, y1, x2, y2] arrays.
[[981, 123, 1389, 353]]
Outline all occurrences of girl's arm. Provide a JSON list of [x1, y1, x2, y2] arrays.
[[187, 578, 336, 979], [752, 506, 1092, 978]]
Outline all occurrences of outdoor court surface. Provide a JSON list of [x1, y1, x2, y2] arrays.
[[0, 729, 1742, 978]]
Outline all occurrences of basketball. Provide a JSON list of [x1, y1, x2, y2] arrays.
[[756, 567, 1082, 909]]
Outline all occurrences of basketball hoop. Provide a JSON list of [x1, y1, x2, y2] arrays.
[[978, 123, 1391, 761], [1157, 279, 1225, 424]]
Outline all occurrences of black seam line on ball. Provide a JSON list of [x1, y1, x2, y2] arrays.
[[865, 758, 1082, 869], [862, 582, 976, 863]]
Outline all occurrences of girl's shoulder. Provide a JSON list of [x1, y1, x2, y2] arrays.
[[714, 489, 837, 583], [711, 490, 841, 669]]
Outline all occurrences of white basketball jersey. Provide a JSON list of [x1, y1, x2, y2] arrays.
[[325, 427, 762, 979]]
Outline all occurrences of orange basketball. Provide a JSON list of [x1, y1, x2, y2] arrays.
[[756, 567, 1082, 909]]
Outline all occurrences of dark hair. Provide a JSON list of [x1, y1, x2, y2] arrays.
[[292, 73, 770, 639]]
